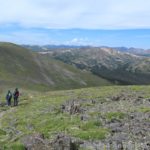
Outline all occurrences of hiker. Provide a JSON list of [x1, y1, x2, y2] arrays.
[[13, 88, 19, 106], [6, 90, 12, 106]]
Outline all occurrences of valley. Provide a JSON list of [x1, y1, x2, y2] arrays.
[[0, 42, 150, 150]]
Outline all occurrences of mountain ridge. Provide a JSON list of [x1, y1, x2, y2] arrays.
[[22, 44, 150, 56], [50, 47, 150, 85], [0, 42, 111, 91]]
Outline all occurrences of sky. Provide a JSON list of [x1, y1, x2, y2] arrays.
[[0, 0, 150, 48]]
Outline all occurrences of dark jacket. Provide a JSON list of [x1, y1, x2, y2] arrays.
[[6, 92, 12, 100], [13, 90, 19, 98]]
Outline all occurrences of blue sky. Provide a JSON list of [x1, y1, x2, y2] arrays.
[[0, 0, 150, 48]]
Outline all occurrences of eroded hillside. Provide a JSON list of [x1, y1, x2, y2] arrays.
[[52, 47, 150, 85]]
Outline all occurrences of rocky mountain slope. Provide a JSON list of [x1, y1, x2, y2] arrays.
[[51, 47, 150, 85], [0, 42, 111, 91], [22, 45, 89, 52], [113, 47, 150, 56], [22, 44, 150, 57], [0, 85, 150, 149]]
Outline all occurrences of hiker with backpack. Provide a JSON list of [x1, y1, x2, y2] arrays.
[[13, 88, 19, 106], [6, 90, 12, 106]]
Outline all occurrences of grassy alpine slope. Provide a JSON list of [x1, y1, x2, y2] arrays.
[[0, 42, 111, 91], [0, 85, 150, 149]]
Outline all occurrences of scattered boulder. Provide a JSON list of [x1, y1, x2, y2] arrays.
[[134, 96, 144, 105], [111, 95, 121, 101], [61, 99, 85, 115], [50, 134, 79, 150], [146, 98, 150, 102], [116, 141, 124, 150], [21, 133, 51, 150], [109, 123, 124, 133], [22, 133, 80, 150], [111, 92, 145, 103], [80, 114, 89, 121], [111, 93, 130, 101], [0, 102, 6, 107]]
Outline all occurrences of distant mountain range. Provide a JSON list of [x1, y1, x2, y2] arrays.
[[0, 42, 111, 91], [1, 42, 150, 89], [22, 45, 150, 56], [49, 47, 150, 85], [22, 44, 150, 85], [112, 47, 150, 56], [22, 45, 91, 51]]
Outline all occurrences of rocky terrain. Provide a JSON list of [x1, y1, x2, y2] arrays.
[[22, 45, 150, 57], [0, 86, 150, 150], [51, 47, 150, 85]]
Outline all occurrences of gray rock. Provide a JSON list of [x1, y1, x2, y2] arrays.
[[50, 134, 79, 150], [61, 99, 86, 115], [21, 133, 51, 150], [22, 133, 80, 150]]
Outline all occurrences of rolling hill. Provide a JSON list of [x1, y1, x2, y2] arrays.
[[0, 42, 111, 91], [51, 47, 150, 84]]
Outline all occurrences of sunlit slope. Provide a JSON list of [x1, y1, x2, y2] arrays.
[[0, 42, 111, 90]]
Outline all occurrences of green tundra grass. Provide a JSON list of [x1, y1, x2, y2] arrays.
[[0, 85, 150, 149]]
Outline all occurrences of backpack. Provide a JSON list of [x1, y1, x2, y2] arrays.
[[14, 91, 19, 97], [8, 93, 12, 99]]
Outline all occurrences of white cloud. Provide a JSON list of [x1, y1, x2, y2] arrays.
[[0, 0, 150, 29], [64, 38, 93, 45]]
